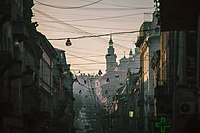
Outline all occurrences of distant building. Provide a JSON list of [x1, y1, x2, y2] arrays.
[[94, 35, 141, 133], [105, 35, 118, 72], [96, 35, 140, 108], [118, 48, 140, 73]]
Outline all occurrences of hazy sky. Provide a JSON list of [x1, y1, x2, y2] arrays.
[[32, 0, 154, 75]]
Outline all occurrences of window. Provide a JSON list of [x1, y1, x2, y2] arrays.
[[60, 53, 64, 59]]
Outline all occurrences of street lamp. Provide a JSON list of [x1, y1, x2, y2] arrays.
[[65, 38, 72, 46]]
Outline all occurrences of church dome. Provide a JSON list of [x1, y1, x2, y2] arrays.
[[120, 56, 128, 62]]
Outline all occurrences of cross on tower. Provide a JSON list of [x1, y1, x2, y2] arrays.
[[155, 117, 171, 133]]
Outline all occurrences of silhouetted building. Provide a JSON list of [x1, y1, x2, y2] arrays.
[[0, 1, 75, 133]]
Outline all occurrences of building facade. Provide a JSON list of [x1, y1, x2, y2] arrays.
[[0, 1, 75, 133], [135, 11, 160, 133], [155, 0, 200, 132]]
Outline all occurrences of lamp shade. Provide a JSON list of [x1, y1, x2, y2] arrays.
[[66, 38, 72, 46]]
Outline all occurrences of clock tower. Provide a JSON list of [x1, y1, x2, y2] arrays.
[[105, 35, 117, 71]]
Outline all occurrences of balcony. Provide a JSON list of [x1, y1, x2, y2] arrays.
[[12, 21, 29, 42]]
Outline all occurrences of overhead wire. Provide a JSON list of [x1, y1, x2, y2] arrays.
[[114, 32, 136, 43], [69, 62, 105, 67], [66, 49, 139, 64], [70, 63, 103, 73], [71, 68, 100, 72], [67, 53, 127, 59], [65, 43, 159, 58], [80, 0, 138, 8], [35, 0, 153, 11], [65, 47, 134, 59], [35, 13, 144, 22], [65, 49, 105, 57], [33, 9, 87, 34], [75, 68, 102, 72], [34, 11, 110, 17], [75, 7, 154, 11], [65, 45, 98, 51], [32, 1, 155, 74], [70, 24, 138, 31], [56, 43, 106, 56], [33, 8, 108, 54], [47, 28, 156, 40], [38, 23, 87, 34], [68, 54, 171, 64], [35, 17, 146, 23], [35, 0, 102, 9], [66, 50, 165, 73], [33, 8, 130, 50], [35, 18, 138, 31], [34, 11, 150, 23], [66, 52, 105, 64]]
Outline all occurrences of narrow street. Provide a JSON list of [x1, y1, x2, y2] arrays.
[[0, 0, 200, 133]]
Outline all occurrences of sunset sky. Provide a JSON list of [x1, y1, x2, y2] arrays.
[[32, 0, 154, 75]]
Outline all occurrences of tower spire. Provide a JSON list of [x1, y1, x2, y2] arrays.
[[129, 48, 133, 58], [106, 34, 117, 71], [109, 34, 113, 46]]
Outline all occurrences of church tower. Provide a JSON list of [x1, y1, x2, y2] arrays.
[[105, 35, 117, 71], [128, 48, 134, 60]]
